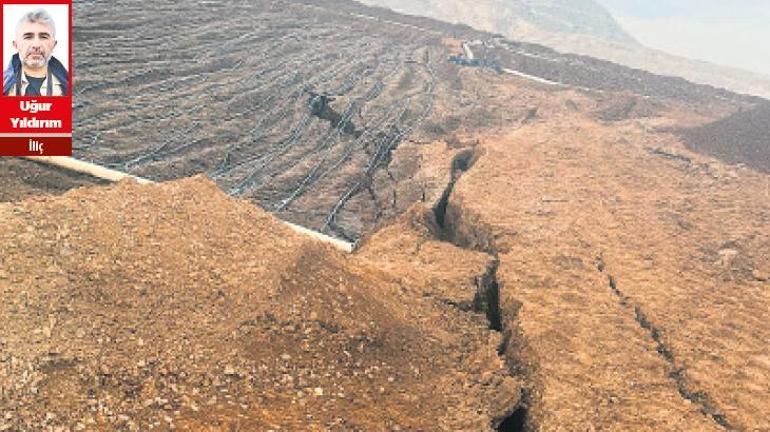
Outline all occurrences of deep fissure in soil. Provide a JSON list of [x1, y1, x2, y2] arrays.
[[433, 149, 476, 232], [497, 406, 529, 432], [432, 148, 531, 431], [474, 259, 503, 332]]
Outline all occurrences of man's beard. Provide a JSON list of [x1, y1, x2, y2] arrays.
[[23, 53, 48, 69]]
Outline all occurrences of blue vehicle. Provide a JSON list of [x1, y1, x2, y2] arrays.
[[448, 55, 502, 74]]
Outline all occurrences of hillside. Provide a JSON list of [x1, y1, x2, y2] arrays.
[[680, 102, 770, 173], [360, 0, 770, 98], [1, 0, 769, 430], [446, 119, 770, 431], [46, 0, 758, 241], [357, 0, 636, 43]]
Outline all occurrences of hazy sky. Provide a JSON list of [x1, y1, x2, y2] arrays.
[[596, 0, 770, 76]]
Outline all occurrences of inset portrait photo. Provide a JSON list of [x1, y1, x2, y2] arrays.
[[3, 4, 70, 96]]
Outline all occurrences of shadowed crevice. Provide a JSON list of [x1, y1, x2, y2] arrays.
[[431, 146, 535, 431]]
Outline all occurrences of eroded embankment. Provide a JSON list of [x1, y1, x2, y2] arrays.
[[431, 147, 532, 431]]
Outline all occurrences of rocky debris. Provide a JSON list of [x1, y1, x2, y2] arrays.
[[752, 268, 769, 282], [0, 176, 519, 430], [717, 248, 739, 268]]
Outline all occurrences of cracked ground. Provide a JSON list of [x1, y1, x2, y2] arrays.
[[1, 0, 769, 430]]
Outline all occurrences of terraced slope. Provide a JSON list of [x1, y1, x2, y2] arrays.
[[73, 0, 447, 240], [63, 0, 758, 241], [362, 0, 770, 98]]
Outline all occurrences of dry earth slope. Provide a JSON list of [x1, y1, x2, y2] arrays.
[[0, 177, 522, 431], [1, 0, 769, 430], [360, 0, 770, 98], [438, 114, 770, 430]]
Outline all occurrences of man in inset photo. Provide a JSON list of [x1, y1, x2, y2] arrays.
[[3, 8, 69, 96]]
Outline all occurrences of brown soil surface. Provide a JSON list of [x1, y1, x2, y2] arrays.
[[0, 177, 518, 431], [2, 0, 769, 430], [444, 116, 770, 430]]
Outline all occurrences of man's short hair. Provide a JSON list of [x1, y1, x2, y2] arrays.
[[16, 9, 56, 38]]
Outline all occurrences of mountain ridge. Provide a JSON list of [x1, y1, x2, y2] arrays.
[[358, 0, 770, 98]]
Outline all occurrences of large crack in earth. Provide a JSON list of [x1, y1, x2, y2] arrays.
[[434, 148, 476, 232], [595, 256, 734, 430], [474, 259, 503, 333], [432, 148, 532, 431]]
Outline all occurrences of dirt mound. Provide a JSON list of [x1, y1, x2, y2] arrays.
[[680, 102, 770, 173], [0, 176, 518, 431]]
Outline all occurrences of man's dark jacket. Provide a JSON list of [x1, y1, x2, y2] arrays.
[[3, 53, 69, 96]]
